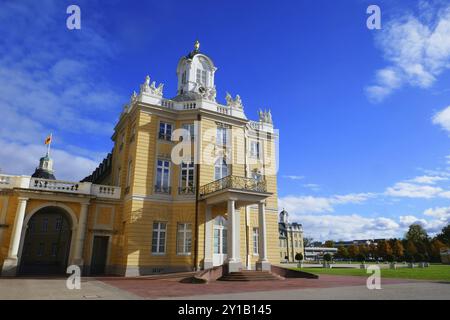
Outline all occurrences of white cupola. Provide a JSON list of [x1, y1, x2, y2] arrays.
[[176, 40, 217, 100]]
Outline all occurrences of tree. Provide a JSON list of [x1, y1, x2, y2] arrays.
[[295, 253, 304, 261], [323, 253, 332, 262], [324, 240, 335, 248], [348, 244, 359, 260], [405, 224, 429, 243], [303, 237, 314, 247], [436, 224, 450, 246], [358, 244, 368, 260], [430, 239, 446, 262], [392, 239, 404, 261], [336, 246, 349, 260], [405, 240, 417, 259], [377, 240, 393, 260], [368, 243, 377, 260]]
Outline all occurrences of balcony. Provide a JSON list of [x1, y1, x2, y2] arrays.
[[199, 175, 267, 197], [199, 175, 271, 207], [0, 174, 121, 200]]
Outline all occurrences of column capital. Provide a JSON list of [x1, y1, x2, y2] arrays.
[[17, 197, 29, 202]]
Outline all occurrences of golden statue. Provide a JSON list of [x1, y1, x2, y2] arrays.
[[194, 40, 200, 51]]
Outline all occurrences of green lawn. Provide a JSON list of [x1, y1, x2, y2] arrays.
[[293, 264, 450, 281]]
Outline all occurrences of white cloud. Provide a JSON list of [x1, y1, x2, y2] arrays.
[[279, 193, 375, 214], [423, 206, 450, 220], [296, 214, 401, 242], [0, 139, 98, 182], [283, 175, 304, 180], [366, 5, 450, 102], [433, 106, 450, 134], [385, 182, 448, 198], [408, 175, 448, 184]]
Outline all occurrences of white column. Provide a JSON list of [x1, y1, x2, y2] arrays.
[[226, 199, 241, 272], [256, 200, 270, 271], [204, 205, 213, 269], [1, 197, 28, 276], [72, 202, 89, 266]]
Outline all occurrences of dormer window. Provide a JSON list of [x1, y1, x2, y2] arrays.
[[196, 69, 207, 86]]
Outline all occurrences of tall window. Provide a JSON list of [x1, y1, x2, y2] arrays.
[[250, 141, 260, 158], [37, 242, 45, 256], [180, 162, 194, 194], [159, 122, 173, 141], [51, 243, 58, 257], [177, 223, 192, 254], [156, 159, 170, 193], [216, 127, 227, 146], [151, 222, 167, 254], [253, 228, 259, 255], [214, 157, 228, 180], [182, 123, 195, 140], [196, 69, 207, 85], [126, 160, 133, 188]]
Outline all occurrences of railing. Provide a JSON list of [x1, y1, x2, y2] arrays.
[[161, 99, 174, 109], [183, 102, 197, 110], [217, 105, 229, 115], [178, 186, 195, 195], [0, 174, 121, 199], [154, 185, 171, 194], [199, 175, 267, 197]]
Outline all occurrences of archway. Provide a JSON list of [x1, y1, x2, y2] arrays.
[[19, 206, 73, 275]]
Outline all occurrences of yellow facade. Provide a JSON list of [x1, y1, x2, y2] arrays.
[[0, 44, 279, 276]]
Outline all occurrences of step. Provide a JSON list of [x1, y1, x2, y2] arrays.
[[218, 271, 282, 281]]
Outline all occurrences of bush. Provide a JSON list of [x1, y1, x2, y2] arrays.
[[323, 253, 332, 262], [386, 254, 395, 263], [415, 253, 425, 262], [295, 253, 304, 261]]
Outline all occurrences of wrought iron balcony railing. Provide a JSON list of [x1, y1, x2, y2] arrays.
[[199, 175, 267, 197]]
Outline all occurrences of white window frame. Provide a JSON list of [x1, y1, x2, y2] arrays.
[[196, 69, 207, 86], [151, 222, 167, 255], [179, 161, 195, 194], [159, 122, 173, 141], [214, 157, 228, 180], [253, 227, 259, 255], [216, 127, 228, 146], [250, 141, 260, 158], [182, 123, 195, 140], [155, 159, 171, 193], [177, 223, 192, 255]]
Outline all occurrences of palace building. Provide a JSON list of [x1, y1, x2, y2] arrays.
[[278, 209, 304, 263], [0, 42, 280, 276]]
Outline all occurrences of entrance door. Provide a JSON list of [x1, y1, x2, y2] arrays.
[[20, 207, 72, 275], [213, 216, 227, 266], [90, 236, 109, 275]]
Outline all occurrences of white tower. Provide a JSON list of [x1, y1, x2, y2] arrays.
[[176, 40, 217, 99]]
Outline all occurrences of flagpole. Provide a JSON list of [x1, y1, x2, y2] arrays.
[[47, 133, 52, 157]]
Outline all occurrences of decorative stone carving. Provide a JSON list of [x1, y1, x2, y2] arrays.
[[139, 75, 164, 96], [201, 86, 216, 101], [225, 92, 243, 109], [258, 109, 273, 124]]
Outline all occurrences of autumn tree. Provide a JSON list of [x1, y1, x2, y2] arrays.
[[436, 224, 450, 246], [324, 240, 335, 248], [392, 239, 404, 260], [336, 246, 349, 260], [348, 244, 359, 260], [377, 240, 393, 260]]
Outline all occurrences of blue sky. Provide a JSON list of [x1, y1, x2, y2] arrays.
[[0, 0, 449, 241]]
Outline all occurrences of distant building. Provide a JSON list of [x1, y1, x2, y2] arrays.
[[334, 239, 385, 248], [304, 247, 337, 261], [278, 209, 304, 262]]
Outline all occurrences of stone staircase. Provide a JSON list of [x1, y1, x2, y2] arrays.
[[218, 270, 283, 281]]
